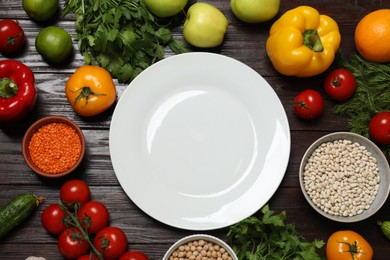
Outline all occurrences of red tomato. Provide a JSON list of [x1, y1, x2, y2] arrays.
[[369, 112, 390, 145], [293, 89, 324, 119], [119, 250, 149, 260], [324, 68, 356, 100], [77, 200, 109, 234], [94, 226, 128, 260], [77, 254, 99, 260], [60, 179, 91, 205], [0, 19, 25, 53], [58, 228, 90, 259], [41, 203, 67, 235]]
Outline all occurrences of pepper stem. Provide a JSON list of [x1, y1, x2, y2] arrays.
[[303, 30, 324, 52], [0, 78, 18, 98]]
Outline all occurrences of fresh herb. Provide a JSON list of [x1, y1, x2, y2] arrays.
[[62, 0, 194, 83], [333, 52, 390, 155], [227, 205, 325, 260]]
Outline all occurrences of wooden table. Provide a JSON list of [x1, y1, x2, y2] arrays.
[[1, 0, 390, 259]]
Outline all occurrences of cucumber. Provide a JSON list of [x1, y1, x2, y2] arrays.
[[0, 193, 44, 239]]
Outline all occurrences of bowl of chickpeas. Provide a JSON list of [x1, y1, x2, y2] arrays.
[[299, 132, 390, 223], [22, 115, 86, 178], [163, 234, 238, 260]]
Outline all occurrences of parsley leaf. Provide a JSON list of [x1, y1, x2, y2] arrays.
[[227, 205, 325, 260], [62, 0, 193, 83]]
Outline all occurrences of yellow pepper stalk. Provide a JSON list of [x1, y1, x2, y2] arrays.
[[266, 6, 341, 77]]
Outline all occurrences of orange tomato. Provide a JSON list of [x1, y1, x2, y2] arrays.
[[66, 66, 116, 117], [326, 230, 373, 260]]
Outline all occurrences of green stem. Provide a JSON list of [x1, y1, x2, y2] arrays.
[[62, 203, 104, 260], [303, 30, 324, 52], [0, 78, 18, 98], [72, 86, 106, 106]]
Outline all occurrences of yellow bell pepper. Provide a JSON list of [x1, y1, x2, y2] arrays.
[[266, 6, 341, 77]]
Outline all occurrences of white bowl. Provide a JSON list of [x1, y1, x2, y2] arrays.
[[163, 234, 238, 260], [299, 132, 390, 222]]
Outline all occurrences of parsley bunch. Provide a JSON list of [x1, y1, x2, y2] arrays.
[[62, 0, 194, 83], [227, 205, 325, 260]]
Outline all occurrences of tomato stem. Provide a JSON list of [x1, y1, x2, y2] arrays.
[[7, 32, 23, 49], [332, 76, 341, 87], [339, 240, 362, 260], [60, 202, 104, 260], [72, 86, 106, 106], [295, 100, 312, 110]]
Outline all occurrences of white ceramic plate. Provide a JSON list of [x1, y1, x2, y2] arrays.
[[109, 52, 290, 230]]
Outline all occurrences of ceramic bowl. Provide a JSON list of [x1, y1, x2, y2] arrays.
[[22, 116, 85, 178], [163, 234, 238, 260], [299, 132, 390, 222]]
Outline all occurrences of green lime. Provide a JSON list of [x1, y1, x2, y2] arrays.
[[35, 26, 73, 63], [22, 0, 59, 22]]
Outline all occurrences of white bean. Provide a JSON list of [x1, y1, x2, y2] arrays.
[[303, 139, 380, 217]]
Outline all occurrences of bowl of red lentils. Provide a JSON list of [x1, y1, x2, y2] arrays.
[[22, 116, 85, 178], [163, 234, 238, 260], [299, 132, 390, 223]]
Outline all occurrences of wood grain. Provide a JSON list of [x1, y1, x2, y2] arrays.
[[1, 0, 389, 259]]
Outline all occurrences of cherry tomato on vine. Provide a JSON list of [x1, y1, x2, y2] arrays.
[[369, 112, 390, 145], [324, 68, 356, 101], [77, 200, 109, 234], [326, 230, 373, 260], [0, 19, 25, 53], [58, 227, 90, 259], [94, 226, 128, 260], [60, 179, 91, 205], [41, 203, 66, 235], [77, 254, 99, 260], [293, 89, 324, 119], [119, 250, 149, 260]]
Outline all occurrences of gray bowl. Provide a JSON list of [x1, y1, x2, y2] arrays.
[[163, 234, 238, 260], [299, 132, 390, 222]]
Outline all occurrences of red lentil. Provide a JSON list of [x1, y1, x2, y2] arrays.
[[28, 123, 82, 174]]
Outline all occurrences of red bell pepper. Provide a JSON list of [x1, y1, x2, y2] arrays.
[[0, 60, 36, 122]]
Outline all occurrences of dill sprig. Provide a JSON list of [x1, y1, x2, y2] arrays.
[[333, 52, 390, 156]]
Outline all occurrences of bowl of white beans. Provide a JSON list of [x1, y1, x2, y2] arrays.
[[299, 132, 390, 222], [163, 234, 238, 260]]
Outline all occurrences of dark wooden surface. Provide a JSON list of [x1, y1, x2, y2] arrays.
[[1, 0, 390, 259]]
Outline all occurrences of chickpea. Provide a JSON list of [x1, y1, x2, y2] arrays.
[[168, 238, 234, 260]]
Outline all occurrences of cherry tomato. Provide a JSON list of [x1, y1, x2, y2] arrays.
[[58, 227, 90, 259], [94, 226, 128, 260], [369, 112, 390, 145], [293, 89, 324, 119], [324, 68, 356, 101], [41, 203, 67, 235], [326, 230, 373, 260], [77, 254, 99, 260], [119, 250, 149, 260], [77, 200, 109, 234], [0, 19, 25, 53], [60, 179, 91, 205]]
